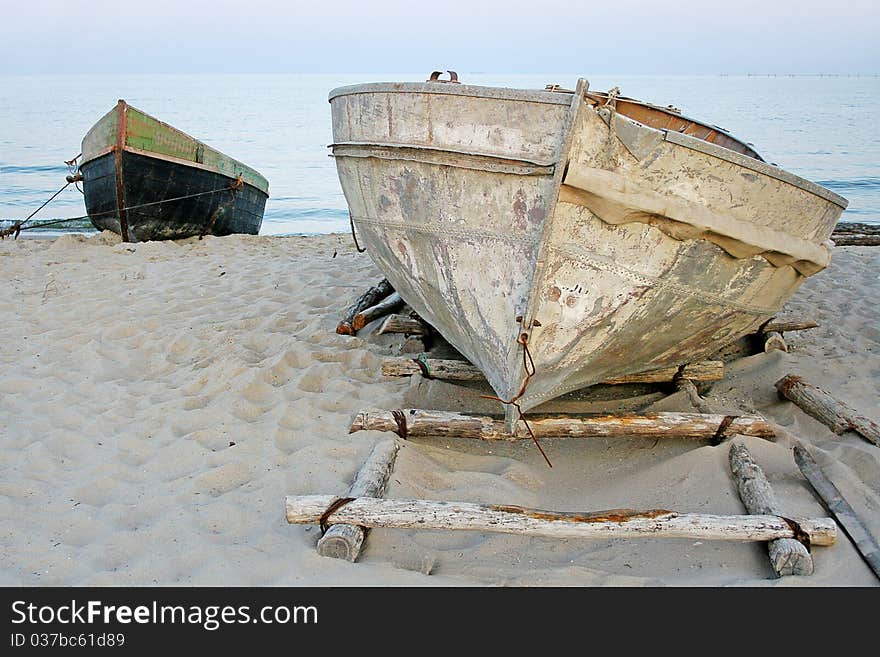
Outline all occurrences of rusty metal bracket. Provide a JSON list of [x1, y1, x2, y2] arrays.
[[427, 70, 460, 84]]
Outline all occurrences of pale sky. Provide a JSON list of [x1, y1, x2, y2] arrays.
[[1, 0, 877, 75]]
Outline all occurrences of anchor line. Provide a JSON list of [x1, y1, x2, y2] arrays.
[[480, 330, 553, 468], [2, 181, 245, 239]]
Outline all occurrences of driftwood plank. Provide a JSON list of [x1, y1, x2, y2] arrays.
[[381, 357, 724, 384], [377, 314, 429, 335], [349, 408, 775, 441], [776, 374, 880, 446], [604, 361, 724, 384], [352, 292, 405, 331], [793, 445, 880, 580], [832, 223, 880, 246], [336, 279, 394, 335], [382, 358, 484, 381], [729, 442, 813, 576], [761, 320, 818, 333], [316, 439, 400, 562], [287, 495, 836, 545]]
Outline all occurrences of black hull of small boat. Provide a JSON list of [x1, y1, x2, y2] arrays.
[[81, 151, 267, 242]]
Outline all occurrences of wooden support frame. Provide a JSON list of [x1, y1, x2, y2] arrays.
[[382, 357, 724, 385], [316, 439, 400, 562], [287, 495, 836, 545], [776, 374, 880, 446], [729, 441, 813, 576], [349, 408, 775, 441]]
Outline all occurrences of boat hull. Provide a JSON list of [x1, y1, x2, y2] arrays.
[[329, 79, 848, 427], [81, 150, 267, 241], [79, 100, 269, 242]]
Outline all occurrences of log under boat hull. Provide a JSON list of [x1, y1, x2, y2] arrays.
[[81, 150, 267, 242], [329, 78, 848, 428]]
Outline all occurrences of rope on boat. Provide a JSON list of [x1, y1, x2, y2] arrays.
[[1, 180, 245, 240], [199, 175, 243, 239], [0, 180, 75, 239], [480, 328, 553, 468], [349, 212, 367, 253]]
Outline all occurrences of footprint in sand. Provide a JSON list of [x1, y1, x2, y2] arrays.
[[296, 362, 348, 394], [240, 381, 276, 405], [192, 462, 253, 496]]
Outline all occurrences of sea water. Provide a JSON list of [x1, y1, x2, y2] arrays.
[[1, 73, 877, 235]]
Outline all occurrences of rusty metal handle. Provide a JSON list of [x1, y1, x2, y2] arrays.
[[427, 70, 460, 84]]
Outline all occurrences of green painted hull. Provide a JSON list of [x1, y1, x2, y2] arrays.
[[81, 101, 269, 194]]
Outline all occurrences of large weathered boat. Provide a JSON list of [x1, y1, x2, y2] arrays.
[[79, 100, 269, 242], [329, 75, 848, 430]]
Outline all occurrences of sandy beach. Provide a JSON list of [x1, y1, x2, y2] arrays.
[[1, 231, 877, 586]]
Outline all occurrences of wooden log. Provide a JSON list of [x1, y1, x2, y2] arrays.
[[316, 439, 400, 562], [793, 444, 880, 580], [776, 374, 880, 446], [381, 357, 724, 384], [833, 222, 880, 235], [382, 357, 484, 381], [729, 442, 813, 576], [763, 331, 788, 353], [831, 234, 880, 246], [603, 361, 724, 384], [336, 278, 394, 335], [287, 495, 836, 545], [377, 314, 429, 335], [349, 408, 775, 441], [761, 319, 818, 333], [352, 292, 405, 331]]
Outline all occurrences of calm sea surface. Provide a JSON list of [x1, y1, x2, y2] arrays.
[[1, 73, 878, 234]]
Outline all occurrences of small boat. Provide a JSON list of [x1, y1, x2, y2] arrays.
[[79, 100, 269, 242], [329, 75, 848, 430]]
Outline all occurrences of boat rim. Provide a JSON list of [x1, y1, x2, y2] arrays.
[[328, 82, 573, 106], [329, 81, 848, 209]]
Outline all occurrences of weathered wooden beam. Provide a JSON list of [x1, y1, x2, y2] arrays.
[[352, 292, 405, 331], [761, 319, 818, 333], [349, 408, 775, 441], [286, 495, 836, 545], [763, 331, 788, 353], [793, 444, 880, 580], [377, 314, 429, 336], [831, 234, 880, 246], [336, 278, 394, 335], [381, 357, 724, 384], [604, 361, 724, 384], [833, 222, 879, 235], [832, 223, 880, 245], [776, 375, 880, 446], [729, 442, 813, 576], [382, 357, 482, 381], [316, 439, 400, 562]]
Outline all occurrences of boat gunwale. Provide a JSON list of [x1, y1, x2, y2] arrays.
[[661, 128, 847, 208], [328, 82, 574, 106]]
